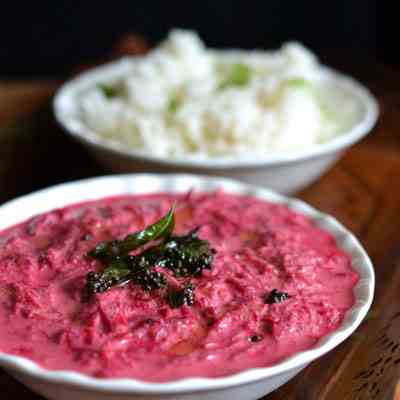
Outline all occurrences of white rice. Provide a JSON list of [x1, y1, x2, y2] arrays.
[[79, 29, 362, 159]]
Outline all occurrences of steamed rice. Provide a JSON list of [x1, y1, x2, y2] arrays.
[[79, 29, 361, 159]]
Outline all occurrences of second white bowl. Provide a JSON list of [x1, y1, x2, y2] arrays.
[[53, 61, 378, 194]]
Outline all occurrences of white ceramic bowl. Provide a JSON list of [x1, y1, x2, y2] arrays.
[[53, 60, 379, 194], [0, 174, 374, 400]]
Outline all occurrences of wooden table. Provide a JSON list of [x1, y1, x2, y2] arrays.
[[1, 59, 400, 399]]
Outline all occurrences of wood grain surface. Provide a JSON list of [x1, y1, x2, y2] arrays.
[[0, 45, 399, 399]]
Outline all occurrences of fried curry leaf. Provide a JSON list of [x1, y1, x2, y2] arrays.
[[248, 335, 263, 343], [88, 206, 175, 261], [264, 289, 290, 304], [167, 283, 195, 308], [157, 228, 215, 277], [85, 258, 131, 297], [85, 206, 215, 307], [85, 255, 167, 298]]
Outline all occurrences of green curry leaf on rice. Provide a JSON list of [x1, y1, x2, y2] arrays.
[[218, 63, 253, 90], [167, 94, 180, 113], [97, 83, 119, 99], [287, 77, 310, 89]]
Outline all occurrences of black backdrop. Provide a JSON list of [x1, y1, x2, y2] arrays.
[[0, 0, 387, 78]]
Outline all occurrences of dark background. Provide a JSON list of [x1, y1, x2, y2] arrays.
[[0, 0, 391, 78]]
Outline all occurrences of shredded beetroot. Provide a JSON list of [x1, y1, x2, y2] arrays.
[[0, 192, 358, 381]]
